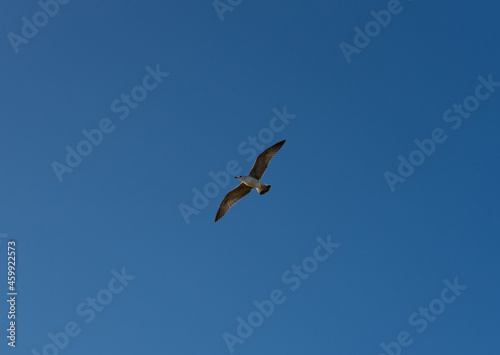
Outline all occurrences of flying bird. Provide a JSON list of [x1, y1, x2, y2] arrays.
[[215, 139, 286, 222]]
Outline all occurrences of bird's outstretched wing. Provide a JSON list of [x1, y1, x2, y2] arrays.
[[248, 140, 286, 180], [215, 183, 252, 222]]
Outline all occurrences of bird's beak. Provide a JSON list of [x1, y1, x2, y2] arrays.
[[234, 177, 238, 179]]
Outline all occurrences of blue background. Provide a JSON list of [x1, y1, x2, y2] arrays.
[[1, 0, 499, 354]]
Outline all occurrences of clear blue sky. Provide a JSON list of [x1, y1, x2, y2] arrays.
[[1, 0, 499, 354]]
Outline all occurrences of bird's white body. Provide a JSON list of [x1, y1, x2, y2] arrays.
[[237, 175, 264, 188], [237, 175, 270, 195]]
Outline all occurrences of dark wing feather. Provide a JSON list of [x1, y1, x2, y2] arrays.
[[248, 140, 286, 179], [214, 183, 252, 222]]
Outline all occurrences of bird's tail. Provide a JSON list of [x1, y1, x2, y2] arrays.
[[257, 184, 271, 195]]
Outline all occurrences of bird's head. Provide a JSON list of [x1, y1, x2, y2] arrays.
[[235, 176, 244, 181]]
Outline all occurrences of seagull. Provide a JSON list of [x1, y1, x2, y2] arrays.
[[215, 139, 286, 222]]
